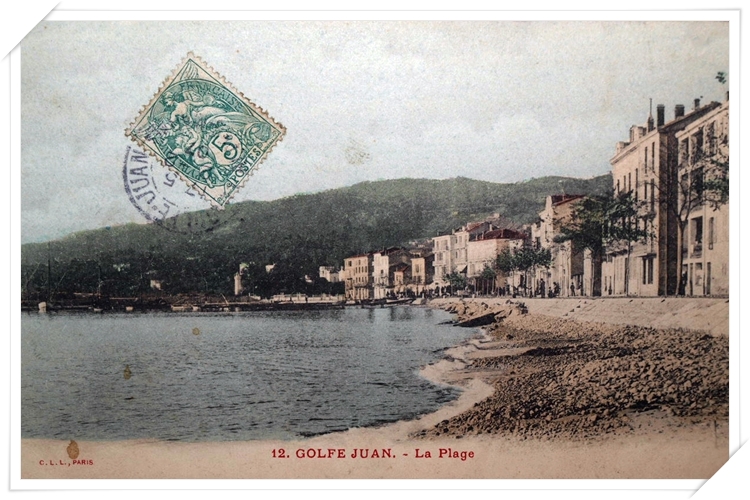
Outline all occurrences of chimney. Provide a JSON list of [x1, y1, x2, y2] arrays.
[[693, 98, 701, 110], [656, 104, 665, 127], [675, 104, 685, 119], [647, 98, 654, 132]]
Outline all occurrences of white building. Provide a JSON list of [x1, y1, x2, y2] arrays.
[[432, 214, 515, 287], [319, 266, 341, 283], [432, 233, 455, 286], [675, 97, 729, 296], [467, 228, 525, 293], [604, 98, 722, 296], [530, 195, 586, 297]]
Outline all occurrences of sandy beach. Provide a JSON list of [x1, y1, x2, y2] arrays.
[[21, 298, 729, 480]]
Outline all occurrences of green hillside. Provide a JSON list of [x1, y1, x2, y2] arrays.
[[21, 174, 612, 297]]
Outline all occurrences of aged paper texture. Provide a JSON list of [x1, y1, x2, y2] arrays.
[[15, 13, 739, 490]]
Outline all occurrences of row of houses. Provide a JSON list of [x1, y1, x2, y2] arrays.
[[433, 215, 523, 284], [334, 94, 729, 300], [336, 246, 436, 301]]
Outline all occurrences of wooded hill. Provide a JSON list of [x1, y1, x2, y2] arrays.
[[22, 174, 612, 297]]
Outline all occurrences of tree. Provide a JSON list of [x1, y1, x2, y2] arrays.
[[648, 95, 729, 297], [555, 192, 648, 296], [669, 126, 729, 296], [443, 272, 467, 294], [517, 247, 552, 296], [702, 154, 729, 210], [495, 248, 517, 275], [495, 246, 551, 296], [479, 264, 497, 295]]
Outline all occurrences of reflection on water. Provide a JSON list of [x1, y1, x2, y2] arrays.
[[21, 307, 474, 442]]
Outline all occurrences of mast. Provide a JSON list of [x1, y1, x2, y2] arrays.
[[47, 241, 51, 304]]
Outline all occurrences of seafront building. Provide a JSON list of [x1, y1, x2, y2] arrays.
[[318, 266, 342, 283], [371, 247, 411, 299], [529, 195, 587, 297], [674, 98, 729, 296], [431, 214, 515, 286], [432, 233, 455, 288], [603, 98, 723, 296], [409, 253, 434, 296], [344, 253, 373, 301], [467, 228, 525, 293]]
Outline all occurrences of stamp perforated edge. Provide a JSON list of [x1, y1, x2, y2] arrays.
[[125, 52, 286, 208]]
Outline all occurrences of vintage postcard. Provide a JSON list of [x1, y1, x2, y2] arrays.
[[14, 12, 740, 490]]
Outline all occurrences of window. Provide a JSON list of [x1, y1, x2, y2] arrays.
[[691, 216, 704, 256], [642, 256, 654, 285], [679, 138, 689, 165], [693, 167, 704, 200], [707, 122, 716, 156], [709, 217, 715, 250], [681, 173, 689, 202], [695, 263, 703, 288], [635, 169, 639, 201], [651, 141, 655, 171], [650, 179, 655, 212], [691, 129, 704, 164], [624, 257, 629, 282]]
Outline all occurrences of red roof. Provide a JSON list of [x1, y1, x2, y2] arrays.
[[476, 228, 526, 240], [551, 194, 584, 206]]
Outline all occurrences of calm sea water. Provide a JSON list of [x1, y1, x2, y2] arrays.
[[21, 307, 475, 442]]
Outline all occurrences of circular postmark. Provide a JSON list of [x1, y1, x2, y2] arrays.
[[122, 145, 236, 234]]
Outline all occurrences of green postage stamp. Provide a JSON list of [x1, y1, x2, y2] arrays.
[[126, 53, 285, 207]]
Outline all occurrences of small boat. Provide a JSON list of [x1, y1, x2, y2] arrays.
[[385, 298, 412, 306], [361, 299, 386, 308]]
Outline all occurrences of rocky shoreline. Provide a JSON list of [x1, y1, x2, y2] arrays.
[[416, 299, 729, 441]]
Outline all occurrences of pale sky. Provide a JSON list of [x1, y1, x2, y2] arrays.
[[21, 20, 729, 243]]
